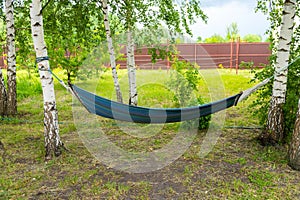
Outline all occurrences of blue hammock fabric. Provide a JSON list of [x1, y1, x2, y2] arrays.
[[70, 84, 243, 123]]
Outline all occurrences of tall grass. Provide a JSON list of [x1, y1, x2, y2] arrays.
[[2, 69, 42, 100], [17, 72, 42, 100]]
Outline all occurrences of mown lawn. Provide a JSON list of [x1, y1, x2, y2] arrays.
[[1, 69, 300, 199]]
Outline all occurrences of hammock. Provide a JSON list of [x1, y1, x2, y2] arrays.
[[70, 84, 242, 123], [39, 56, 299, 124]]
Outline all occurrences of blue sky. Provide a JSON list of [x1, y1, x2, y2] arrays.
[[190, 0, 269, 41]]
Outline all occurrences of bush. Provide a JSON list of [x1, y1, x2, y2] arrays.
[[167, 58, 211, 130]]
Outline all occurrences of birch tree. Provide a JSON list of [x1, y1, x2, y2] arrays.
[[109, 0, 207, 106], [101, 0, 123, 103], [0, 2, 6, 117], [289, 98, 300, 170], [30, 0, 64, 160], [125, 0, 137, 106], [5, 0, 17, 115], [260, 0, 296, 145], [287, 1, 300, 170]]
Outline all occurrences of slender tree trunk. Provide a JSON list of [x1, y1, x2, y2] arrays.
[[260, 0, 296, 145], [127, 30, 137, 106], [289, 99, 300, 170], [101, 0, 123, 103], [5, 0, 17, 116], [0, 68, 7, 116], [30, 0, 64, 160]]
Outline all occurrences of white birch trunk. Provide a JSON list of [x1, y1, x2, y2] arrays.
[[127, 30, 138, 106], [30, 0, 64, 160], [5, 0, 17, 115], [261, 0, 296, 144], [101, 0, 123, 103], [289, 99, 300, 170], [0, 68, 7, 116]]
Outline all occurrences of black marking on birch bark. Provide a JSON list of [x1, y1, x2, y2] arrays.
[[7, 71, 16, 77], [49, 78, 54, 85], [274, 84, 286, 91], [273, 96, 285, 101], [9, 55, 16, 60], [44, 102, 56, 159], [282, 10, 290, 16], [260, 103, 285, 145], [8, 24, 14, 29], [278, 48, 289, 52], [33, 34, 38, 37], [274, 74, 287, 79], [104, 19, 109, 22], [33, 22, 41, 27], [278, 36, 287, 41], [285, 0, 293, 4]]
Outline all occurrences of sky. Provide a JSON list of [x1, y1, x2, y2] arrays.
[[189, 0, 270, 41]]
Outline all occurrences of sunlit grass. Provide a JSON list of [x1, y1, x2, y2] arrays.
[[2, 68, 298, 199]]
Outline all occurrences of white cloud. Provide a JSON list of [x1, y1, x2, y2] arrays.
[[190, 0, 269, 41]]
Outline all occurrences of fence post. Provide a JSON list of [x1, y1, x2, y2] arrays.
[[235, 37, 240, 74], [230, 39, 233, 70], [194, 43, 197, 66]]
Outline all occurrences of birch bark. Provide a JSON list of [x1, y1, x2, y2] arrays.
[[127, 30, 138, 106], [260, 0, 296, 145], [0, 68, 7, 116], [101, 0, 123, 103], [30, 0, 64, 160], [289, 99, 300, 170], [5, 0, 17, 115]]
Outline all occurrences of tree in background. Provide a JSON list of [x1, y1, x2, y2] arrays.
[[101, 0, 123, 103], [226, 22, 240, 42], [197, 36, 202, 43], [243, 34, 262, 42], [259, 0, 296, 145], [204, 34, 225, 43], [203, 22, 262, 43], [42, 0, 104, 83], [109, 0, 207, 106], [30, 0, 64, 160], [14, 0, 36, 73]]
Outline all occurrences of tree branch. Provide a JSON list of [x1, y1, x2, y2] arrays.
[[41, 0, 52, 14]]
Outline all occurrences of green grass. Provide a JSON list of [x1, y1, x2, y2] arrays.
[[1, 68, 300, 199]]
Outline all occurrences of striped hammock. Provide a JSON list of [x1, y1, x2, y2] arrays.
[[70, 84, 244, 123]]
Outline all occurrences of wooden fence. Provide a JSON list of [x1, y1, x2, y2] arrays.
[[0, 42, 271, 72], [116, 42, 271, 72]]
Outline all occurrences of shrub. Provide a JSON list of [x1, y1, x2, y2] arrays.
[[167, 58, 211, 130]]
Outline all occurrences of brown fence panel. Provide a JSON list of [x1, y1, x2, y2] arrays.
[[115, 42, 271, 70], [0, 43, 270, 70]]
